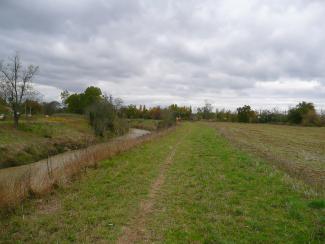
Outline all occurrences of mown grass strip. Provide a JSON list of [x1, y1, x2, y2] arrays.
[[0, 125, 183, 243]]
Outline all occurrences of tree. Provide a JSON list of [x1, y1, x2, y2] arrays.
[[23, 99, 43, 115], [43, 101, 61, 115], [60, 89, 70, 108], [197, 101, 213, 120], [65, 93, 83, 113], [216, 108, 236, 122], [65, 86, 103, 114], [148, 106, 162, 120], [0, 54, 38, 128], [86, 96, 128, 137], [237, 105, 256, 123], [123, 104, 139, 118], [0, 97, 8, 115], [168, 104, 192, 120], [288, 101, 319, 125], [83, 86, 102, 106]]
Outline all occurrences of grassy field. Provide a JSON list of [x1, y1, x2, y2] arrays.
[[0, 122, 324, 243], [214, 122, 325, 192], [0, 114, 96, 168]]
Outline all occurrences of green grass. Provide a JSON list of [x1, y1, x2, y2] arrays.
[[146, 123, 324, 243], [0, 115, 96, 168], [0, 122, 181, 242], [214, 122, 325, 171], [0, 116, 162, 168], [0, 122, 324, 243], [214, 122, 325, 192]]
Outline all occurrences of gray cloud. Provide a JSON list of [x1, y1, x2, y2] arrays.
[[0, 0, 325, 109]]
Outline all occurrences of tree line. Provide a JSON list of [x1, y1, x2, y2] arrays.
[[1, 54, 324, 135], [196, 102, 325, 126], [61, 87, 190, 135]]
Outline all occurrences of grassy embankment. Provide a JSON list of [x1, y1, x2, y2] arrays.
[[0, 115, 158, 168], [0, 122, 323, 243], [0, 114, 96, 168]]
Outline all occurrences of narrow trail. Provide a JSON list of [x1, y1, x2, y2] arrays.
[[117, 140, 181, 243]]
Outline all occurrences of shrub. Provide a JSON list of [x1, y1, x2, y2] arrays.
[[158, 109, 176, 129], [112, 117, 129, 136], [237, 105, 257, 123], [86, 98, 129, 137], [288, 101, 319, 126], [197, 102, 214, 120], [302, 110, 320, 126], [257, 109, 287, 124]]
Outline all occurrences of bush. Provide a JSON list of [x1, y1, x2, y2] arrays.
[[86, 98, 129, 137], [288, 101, 319, 126], [302, 110, 320, 126], [257, 109, 287, 124], [157, 109, 176, 129], [237, 105, 257, 123], [112, 117, 129, 136]]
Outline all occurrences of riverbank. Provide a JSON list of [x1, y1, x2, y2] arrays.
[[0, 128, 169, 208]]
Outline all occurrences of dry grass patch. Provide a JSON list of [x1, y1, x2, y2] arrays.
[[214, 122, 325, 193]]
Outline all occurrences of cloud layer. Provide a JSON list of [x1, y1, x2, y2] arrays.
[[1, 0, 325, 110]]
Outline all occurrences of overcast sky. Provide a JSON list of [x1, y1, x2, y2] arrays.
[[0, 0, 324, 110]]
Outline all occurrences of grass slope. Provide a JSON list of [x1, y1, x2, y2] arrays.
[[0, 123, 324, 243], [0, 114, 95, 168]]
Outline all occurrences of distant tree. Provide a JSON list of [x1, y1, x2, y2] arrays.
[[113, 97, 124, 113], [158, 107, 177, 128], [288, 101, 319, 125], [60, 89, 70, 107], [123, 104, 139, 118], [257, 109, 285, 124], [87, 98, 115, 137], [87, 96, 128, 137], [0, 83, 6, 102], [142, 105, 148, 119], [237, 105, 256, 123], [0, 54, 38, 128], [216, 108, 237, 122], [65, 93, 83, 113], [320, 109, 325, 126], [43, 101, 61, 115], [148, 106, 162, 120], [65, 86, 103, 114], [83, 86, 102, 106], [23, 99, 43, 115], [0, 97, 8, 114], [0, 97, 6, 106], [168, 104, 192, 120], [197, 101, 213, 120]]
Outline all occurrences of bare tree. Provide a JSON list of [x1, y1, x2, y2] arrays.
[[0, 54, 39, 128]]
